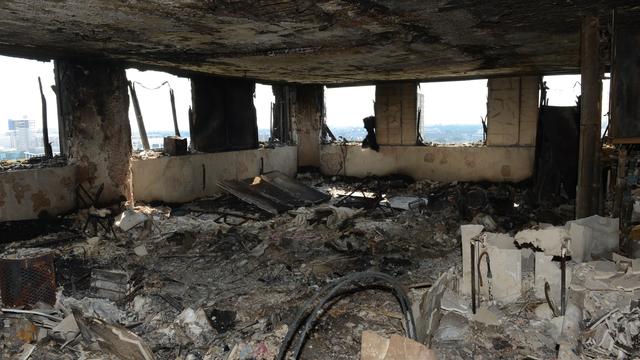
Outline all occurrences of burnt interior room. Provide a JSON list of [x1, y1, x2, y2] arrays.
[[1, 1, 640, 359]]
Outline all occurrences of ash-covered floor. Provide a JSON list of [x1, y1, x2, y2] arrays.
[[3, 174, 632, 359]]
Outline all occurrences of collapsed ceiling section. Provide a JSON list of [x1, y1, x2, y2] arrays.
[[0, 0, 637, 84]]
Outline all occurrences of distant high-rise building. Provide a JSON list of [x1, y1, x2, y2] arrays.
[[8, 118, 35, 152]]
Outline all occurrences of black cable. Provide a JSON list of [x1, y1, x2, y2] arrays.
[[132, 80, 171, 91], [277, 271, 416, 360], [291, 272, 415, 358]]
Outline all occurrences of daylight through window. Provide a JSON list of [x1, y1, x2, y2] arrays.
[[126, 69, 192, 151], [419, 79, 487, 144], [324, 85, 375, 141], [0, 55, 58, 160]]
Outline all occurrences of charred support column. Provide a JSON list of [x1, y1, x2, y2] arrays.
[[190, 76, 258, 152], [54, 60, 132, 204], [375, 82, 418, 145], [576, 16, 603, 219], [292, 85, 324, 168]]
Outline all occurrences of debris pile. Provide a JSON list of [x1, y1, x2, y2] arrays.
[[581, 308, 640, 358], [0, 172, 633, 359]]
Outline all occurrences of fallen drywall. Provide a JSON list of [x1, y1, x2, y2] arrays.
[[0, 166, 77, 221], [320, 145, 534, 182], [132, 146, 297, 203]]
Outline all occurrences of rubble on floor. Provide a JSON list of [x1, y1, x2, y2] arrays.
[[1, 173, 626, 359]]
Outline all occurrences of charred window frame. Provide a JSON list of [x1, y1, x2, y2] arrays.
[[271, 84, 294, 144]]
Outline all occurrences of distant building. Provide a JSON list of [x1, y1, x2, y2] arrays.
[[8, 118, 35, 152]]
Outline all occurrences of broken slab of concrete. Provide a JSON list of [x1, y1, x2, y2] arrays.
[[361, 331, 436, 360], [73, 308, 154, 360], [534, 252, 572, 302], [566, 215, 619, 260], [483, 237, 522, 303], [515, 226, 570, 256]]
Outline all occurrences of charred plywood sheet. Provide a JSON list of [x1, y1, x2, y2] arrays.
[[218, 171, 330, 214]]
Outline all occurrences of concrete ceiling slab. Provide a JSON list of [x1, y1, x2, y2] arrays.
[[0, 1, 636, 84]]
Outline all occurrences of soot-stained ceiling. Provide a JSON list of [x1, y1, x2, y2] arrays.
[[0, 1, 637, 84]]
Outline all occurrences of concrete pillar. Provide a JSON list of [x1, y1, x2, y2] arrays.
[[190, 76, 258, 153], [486, 76, 540, 146], [55, 60, 132, 204], [576, 16, 602, 219], [292, 85, 324, 168], [375, 82, 418, 145]]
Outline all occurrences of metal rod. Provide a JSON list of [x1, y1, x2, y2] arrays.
[[38, 77, 52, 158], [169, 88, 180, 137], [128, 81, 150, 151], [561, 249, 567, 315], [471, 242, 476, 314]]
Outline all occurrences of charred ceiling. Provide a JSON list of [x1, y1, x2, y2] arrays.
[[0, 0, 637, 84]]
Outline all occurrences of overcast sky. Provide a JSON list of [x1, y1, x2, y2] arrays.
[[0, 55, 609, 135]]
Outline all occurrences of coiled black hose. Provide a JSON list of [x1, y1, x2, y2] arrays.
[[277, 271, 417, 360]]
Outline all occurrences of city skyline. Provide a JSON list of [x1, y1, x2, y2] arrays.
[[0, 55, 611, 154]]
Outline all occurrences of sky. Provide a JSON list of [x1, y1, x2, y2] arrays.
[[325, 85, 376, 127], [0, 56, 58, 132], [0, 55, 610, 136]]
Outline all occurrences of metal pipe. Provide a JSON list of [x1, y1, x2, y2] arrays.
[[471, 242, 476, 314]]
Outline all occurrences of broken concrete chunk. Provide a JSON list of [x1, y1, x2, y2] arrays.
[[566, 215, 619, 260], [417, 269, 456, 343], [534, 252, 572, 301], [314, 206, 362, 228], [175, 307, 214, 344], [360, 331, 437, 360], [432, 312, 469, 342], [515, 226, 570, 256], [567, 221, 591, 263], [632, 258, 640, 274], [133, 245, 148, 257], [483, 244, 522, 303], [50, 314, 80, 343], [115, 209, 148, 232], [591, 260, 617, 279], [472, 306, 501, 326], [471, 213, 497, 232], [73, 308, 154, 360]]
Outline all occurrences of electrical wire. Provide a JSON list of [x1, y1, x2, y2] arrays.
[[132, 80, 171, 91], [277, 271, 417, 360]]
